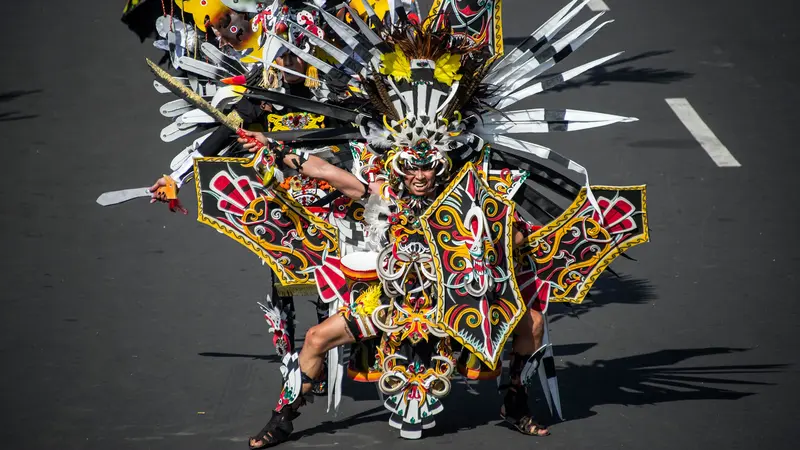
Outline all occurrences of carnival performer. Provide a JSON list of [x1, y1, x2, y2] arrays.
[[145, 0, 338, 388], [106, 0, 650, 446]]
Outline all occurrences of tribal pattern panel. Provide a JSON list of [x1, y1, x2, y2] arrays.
[[267, 112, 325, 131], [429, 0, 504, 58], [420, 163, 524, 370], [487, 169, 528, 199], [193, 156, 339, 289], [517, 186, 649, 305]]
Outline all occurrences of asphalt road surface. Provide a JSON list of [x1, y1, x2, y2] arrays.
[[2, 1, 799, 449]]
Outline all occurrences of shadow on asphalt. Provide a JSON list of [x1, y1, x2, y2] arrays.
[[425, 346, 787, 437], [549, 272, 657, 323], [0, 89, 41, 122], [210, 346, 786, 440], [546, 50, 695, 91]]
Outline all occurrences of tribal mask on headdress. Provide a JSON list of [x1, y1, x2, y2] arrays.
[[176, 0, 264, 63]]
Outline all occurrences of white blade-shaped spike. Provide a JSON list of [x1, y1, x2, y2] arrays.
[[476, 118, 634, 134], [434, 81, 461, 115], [209, 85, 241, 108], [384, 76, 411, 117], [178, 108, 215, 125], [288, 22, 348, 63], [388, 0, 401, 25], [497, 52, 622, 110], [487, 134, 604, 225], [343, 3, 385, 47], [310, 5, 363, 44], [483, 108, 638, 124], [310, 3, 382, 66], [261, 33, 283, 68], [160, 121, 198, 142], [153, 77, 190, 94], [200, 42, 246, 75], [498, 15, 611, 94], [177, 56, 233, 80], [160, 99, 192, 117], [288, 21, 365, 75], [169, 131, 213, 170], [490, 0, 590, 79]]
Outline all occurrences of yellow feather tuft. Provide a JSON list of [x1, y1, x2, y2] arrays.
[[305, 65, 321, 89], [380, 45, 411, 83], [354, 284, 382, 316], [433, 53, 463, 86]]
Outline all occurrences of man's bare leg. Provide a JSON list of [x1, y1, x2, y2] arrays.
[[296, 314, 355, 392], [502, 308, 550, 437], [512, 308, 545, 354], [248, 314, 356, 449]]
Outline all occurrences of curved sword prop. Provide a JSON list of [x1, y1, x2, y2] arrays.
[[96, 175, 186, 213], [96, 187, 152, 206]]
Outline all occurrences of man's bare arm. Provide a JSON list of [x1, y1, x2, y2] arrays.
[[237, 130, 367, 200], [283, 153, 367, 200]]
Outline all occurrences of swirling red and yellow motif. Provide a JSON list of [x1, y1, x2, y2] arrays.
[[517, 186, 649, 305], [419, 162, 525, 370], [193, 156, 339, 291]]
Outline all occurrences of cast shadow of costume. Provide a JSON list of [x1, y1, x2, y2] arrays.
[[0, 90, 41, 122], [424, 346, 786, 436], [548, 272, 657, 323]]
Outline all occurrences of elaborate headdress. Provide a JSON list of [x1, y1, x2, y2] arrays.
[[236, 0, 636, 216]]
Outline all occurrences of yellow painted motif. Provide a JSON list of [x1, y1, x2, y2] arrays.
[[267, 112, 326, 131]]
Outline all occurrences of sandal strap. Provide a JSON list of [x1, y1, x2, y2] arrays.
[[250, 409, 296, 448], [519, 416, 549, 436]]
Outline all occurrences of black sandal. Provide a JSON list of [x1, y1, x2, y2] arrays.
[[248, 408, 298, 449], [500, 386, 550, 437]]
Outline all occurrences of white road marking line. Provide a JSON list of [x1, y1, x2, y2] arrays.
[[588, 0, 610, 11], [665, 98, 741, 167]]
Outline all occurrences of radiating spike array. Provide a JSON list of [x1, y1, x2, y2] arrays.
[[495, 52, 623, 109], [495, 14, 612, 95], [488, 0, 591, 83]]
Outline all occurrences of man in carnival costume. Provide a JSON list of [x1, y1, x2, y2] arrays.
[[177, 0, 648, 447], [112, 0, 649, 447]]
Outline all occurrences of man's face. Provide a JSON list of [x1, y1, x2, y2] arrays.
[[275, 53, 306, 84], [403, 165, 437, 196]]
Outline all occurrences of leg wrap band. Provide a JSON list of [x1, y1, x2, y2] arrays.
[[275, 351, 306, 411], [503, 351, 542, 391]]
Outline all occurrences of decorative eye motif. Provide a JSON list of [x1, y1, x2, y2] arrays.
[[296, 11, 314, 25], [200, 0, 207, 5], [412, 139, 431, 153], [230, 26, 238, 34]]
